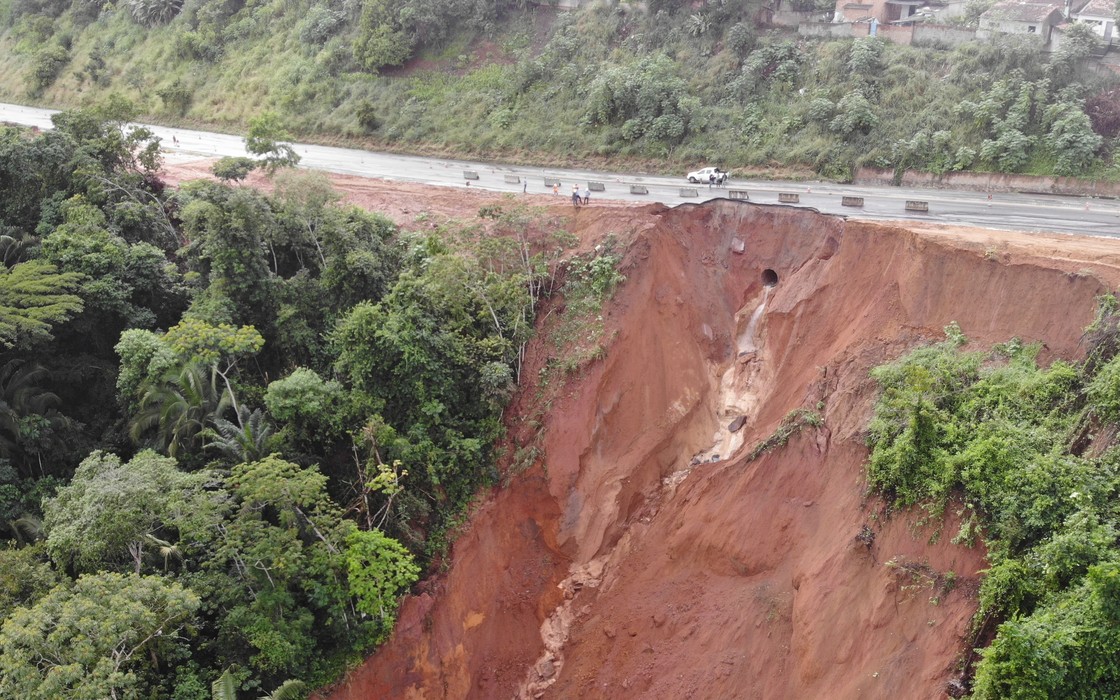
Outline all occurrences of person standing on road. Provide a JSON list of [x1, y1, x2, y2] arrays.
[[709, 172, 715, 189], [571, 185, 582, 207], [523, 178, 528, 193], [553, 182, 560, 195], [582, 185, 590, 205]]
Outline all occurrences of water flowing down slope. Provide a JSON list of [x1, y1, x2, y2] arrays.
[[320, 200, 1120, 700]]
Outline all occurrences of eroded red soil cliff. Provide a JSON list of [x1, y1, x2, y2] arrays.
[[318, 199, 1120, 700]]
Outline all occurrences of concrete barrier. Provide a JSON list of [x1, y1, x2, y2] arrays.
[[544, 177, 561, 187], [778, 192, 800, 203], [503, 174, 521, 184], [588, 181, 606, 192], [841, 196, 864, 207], [728, 190, 750, 201], [680, 188, 699, 198], [630, 184, 649, 195], [905, 200, 930, 212], [463, 171, 480, 180]]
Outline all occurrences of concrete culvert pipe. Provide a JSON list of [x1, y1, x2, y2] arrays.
[[762, 269, 779, 287]]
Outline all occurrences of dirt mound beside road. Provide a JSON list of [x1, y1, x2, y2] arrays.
[[162, 158, 622, 226], [286, 192, 1120, 699]]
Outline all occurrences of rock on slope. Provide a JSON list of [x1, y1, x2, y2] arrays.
[[320, 200, 1120, 700]]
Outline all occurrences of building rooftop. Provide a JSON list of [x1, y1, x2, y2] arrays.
[[981, 1, 1062, 21], [1075, 0, 1114, 18]]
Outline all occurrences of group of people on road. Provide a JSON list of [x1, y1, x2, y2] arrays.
[[569, 183, 591, 206], [709, 170, 728, 188]]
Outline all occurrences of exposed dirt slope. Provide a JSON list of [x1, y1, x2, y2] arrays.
[[318, 200, 1120, 700]]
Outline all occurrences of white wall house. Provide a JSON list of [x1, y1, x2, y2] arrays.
[[977, 2, 1064, 41], [1072, 0, 1115, 41]]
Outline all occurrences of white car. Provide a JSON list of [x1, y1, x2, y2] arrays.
[[687, 167, 729, 184]]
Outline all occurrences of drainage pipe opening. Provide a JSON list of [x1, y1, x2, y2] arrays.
[[761, 269, 779, 287]]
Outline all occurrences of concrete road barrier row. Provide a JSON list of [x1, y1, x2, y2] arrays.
[[467, 177, 924, 213]]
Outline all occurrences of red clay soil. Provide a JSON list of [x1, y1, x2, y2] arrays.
[[161, 161, 1120, 700], [160, 158, 591, 226]]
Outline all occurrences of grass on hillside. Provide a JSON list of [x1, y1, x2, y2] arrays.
[[1, 0, 1118, 181]]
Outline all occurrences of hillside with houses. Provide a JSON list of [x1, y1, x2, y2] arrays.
[[780, 0, 1116, 56]]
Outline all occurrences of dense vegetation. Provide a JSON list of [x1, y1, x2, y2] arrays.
[[867, 313, 1120, 697], [0, 101, 612, 698], [2, 0, 1120, 692], [1, 0, 1119, 180]]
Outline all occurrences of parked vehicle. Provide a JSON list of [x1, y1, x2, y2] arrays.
[[687, 167, 729, 184]]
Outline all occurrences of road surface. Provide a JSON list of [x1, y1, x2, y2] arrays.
[[3, 102, 1119, 237]]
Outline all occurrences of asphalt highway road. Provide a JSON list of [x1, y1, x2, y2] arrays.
[[3, 101, 1119, 237]]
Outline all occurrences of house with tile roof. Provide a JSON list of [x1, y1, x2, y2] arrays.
[[977, 1, 1065, 41], [832, 0, 963, 25], [1072, 0, 1115, 40]]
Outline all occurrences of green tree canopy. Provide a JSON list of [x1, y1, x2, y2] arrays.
[[116, 328, 178, 412], [0, 572, 200, 700], [211, 156, 257, 184], [43, 450, 218, 574], [0, 260, 83, 349], [0, 544, 58, 621], [244, 113, 300, 175], [194, 456, 368, 680], [344, 528, 419, 640]]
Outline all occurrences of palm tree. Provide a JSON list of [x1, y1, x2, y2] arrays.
[[0, 230, 36, 266], [127, 0, 182, 25], [259, 679, 307, 700], [2, 513, 42, 546], [0, 358, 60, 439], [130, 362, 232, 458], [686, 12, 710, 37], [211, 669, 237, 700], [212, 669, 307, 700], [0, 359, 69, 477], [144, 533, 183, 572], [204, 406, 276, 464]]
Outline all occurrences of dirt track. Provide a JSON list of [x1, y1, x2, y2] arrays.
[[164, 160, 1120, 700]]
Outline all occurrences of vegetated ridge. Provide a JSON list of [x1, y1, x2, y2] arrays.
[[2, 0, 1120, 180], [320, 201, 1120, 699]]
